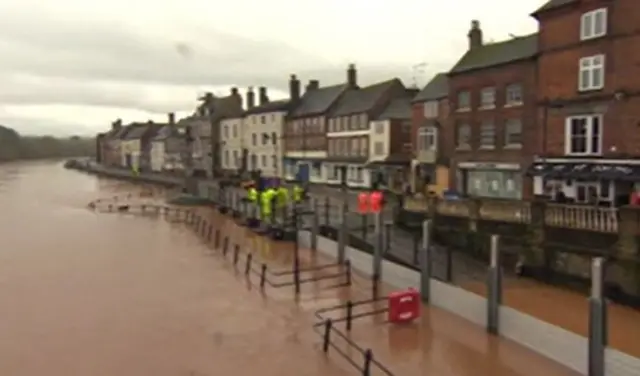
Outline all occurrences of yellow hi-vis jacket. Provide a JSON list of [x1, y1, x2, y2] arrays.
[[276, 187, 288, 207], [261, 188, 275, 217], [247, 187, 258, 202], [292, 185, 303, 202]]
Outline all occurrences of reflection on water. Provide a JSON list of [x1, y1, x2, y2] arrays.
[[0, 162, 580, 376]]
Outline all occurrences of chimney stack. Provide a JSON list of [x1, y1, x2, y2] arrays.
[[306, 80, 319, 92], [259, 86, 269, 105], [246, 87, 255, 109], [289, 74, 300, 102], [468, 20, 483, 50], [111, 118, 122, 130], [347, 64, 357, 88], [168, 112, 175, 125]]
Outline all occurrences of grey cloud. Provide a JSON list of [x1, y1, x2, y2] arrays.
[[0, 10, 412, 93]]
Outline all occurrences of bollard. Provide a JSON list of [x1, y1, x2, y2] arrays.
[[260, 264, 267, 288], [222, 236, 229, 256], [245, 253, 253, 275], [420, 220, 432, 303], [322, 319, 332, 353], [362, 349, 373, 376], [207, 224, 212, 241], [337, 201, 347, 263], [344, 260, 352, 286], [345, 300, 353, 331], [323, 197, 330, 226], [310, 200, 319, 251], [384, 222, 392, 254], [214, 229, 221, 249], [588, 257, 607, 376], [233, 245, 240, 266], [487, 234, 502, 335], [372, 211, 384, 297]]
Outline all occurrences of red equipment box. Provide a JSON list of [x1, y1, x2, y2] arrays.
[[387, 288, 420, 323]]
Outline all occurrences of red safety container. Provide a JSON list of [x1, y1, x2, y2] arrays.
[[357, 192, 370, 213], [370, 191, 383, 213], [387, 288, 420, 323]]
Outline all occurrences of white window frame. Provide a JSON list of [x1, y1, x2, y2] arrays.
[[374, 141, 385, 156], [581, 8, 607, 41], [480, 87, 496, 109], [423, 101, 438, 118], [564, 114, 602, 156], [374, 121, 385, 134], [417, 126, 437, 151], [579, 55, 605, 91], [505, 84, 523, 106], [457, 91, 470, 111]]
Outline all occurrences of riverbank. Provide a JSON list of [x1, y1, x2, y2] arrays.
[[66, 160, 183, 187]]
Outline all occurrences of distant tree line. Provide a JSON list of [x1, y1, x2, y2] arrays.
[[0, 125, 96, 162]]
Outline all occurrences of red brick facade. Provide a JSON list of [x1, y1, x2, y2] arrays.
[[536, 0, 640, 157]]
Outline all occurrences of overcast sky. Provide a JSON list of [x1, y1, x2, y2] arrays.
[[0, 0, 544, 136]]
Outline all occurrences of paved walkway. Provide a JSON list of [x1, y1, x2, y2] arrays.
[[192, 207, 578, 375]]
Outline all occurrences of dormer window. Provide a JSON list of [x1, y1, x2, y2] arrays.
[[581, 8, 607, 40]]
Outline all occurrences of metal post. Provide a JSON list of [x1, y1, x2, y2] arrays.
[[384, 222, 392, 254], [337, 200, 347, 263], [420, 220, 432, 303], [373, 211, 383, 291], [588, 257, 607, 376], [487, 234, 502, 335], [310, 199, 319, 251], [293, 205, 300, 295]]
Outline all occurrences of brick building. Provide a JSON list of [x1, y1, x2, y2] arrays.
[[528, 0, 640, 205], [324, 73, 407, 188], [283, 71, 348, 183], [448, 21, 537, 199], [410, 73, 452, 196]]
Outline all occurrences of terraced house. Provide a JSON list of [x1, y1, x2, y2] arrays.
[[528, 0, 640, 206], [283, 72, 347, 182], [324, 74, 407, 188], [366, 93, 415, 191], [242, 87, 290, 178], [448, 20, 537, 199], [410, 73, 452, 196]]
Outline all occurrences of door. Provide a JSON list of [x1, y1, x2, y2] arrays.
[[296, 163, 310, 183]]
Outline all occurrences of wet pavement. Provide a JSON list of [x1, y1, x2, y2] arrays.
[[0, 161, 580, 375]]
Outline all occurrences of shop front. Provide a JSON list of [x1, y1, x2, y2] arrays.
[[457, 162, 523, 200], [526, 159, 640, 206]]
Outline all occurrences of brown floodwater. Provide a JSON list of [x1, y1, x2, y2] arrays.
[[0, 161, 579, 376]]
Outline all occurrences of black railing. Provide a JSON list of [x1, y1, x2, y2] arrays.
[[312, 298, 394, 375]]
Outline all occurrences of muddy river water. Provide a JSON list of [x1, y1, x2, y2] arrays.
[[0, 161, 579, 376]]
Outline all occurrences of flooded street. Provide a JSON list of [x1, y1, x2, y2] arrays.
[[0, 161, 578, 376]]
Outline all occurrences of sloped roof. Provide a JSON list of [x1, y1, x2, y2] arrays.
[[532, 0, 577, 16], [290, 84, 348, 117], [123, 123, 162, 140], [153, 125, 184, 141], [413, 73, 448, 103], [245, 99, 291, 115], [449, 33, 538, 74], [376, 97, 412, 120], [112, 125, 131, 139], [330, 79, 401, 117]]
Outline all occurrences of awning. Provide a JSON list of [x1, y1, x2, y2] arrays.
[[527, 162, 640, 181], [365, 155, 410, 167]]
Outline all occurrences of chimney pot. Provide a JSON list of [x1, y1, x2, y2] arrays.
[[168, 112, 175, 125], [258, 86, 268, 105], [306, 80, 320, 92], [468, 20, 483, 50], [247, 87, 255, 109], [347, 64, 357, 88], [289, 74, 301, 102]]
